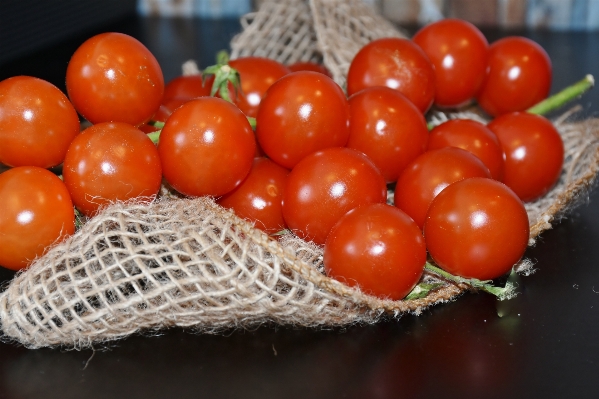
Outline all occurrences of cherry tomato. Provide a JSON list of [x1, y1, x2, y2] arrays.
[[413, 18, 488, 108], [256, 71, 350, 169], [218, 157, 289, 234], [424, 177, 529, 280], [162, 74, 212, 103], [428, 119, 505, 181], [0, 76, 80, 168], [346, 37, 436, 113], [282, 147, 387, 245], [476, 36, 552, 116], [287, 61, 332, 77], [394, 147, 491, 229], [158, 97, 256, 197], [324, 203, 426, 300], [66, 32, 164, 126], [0, 166, 75, 271], [487, 112, 564, 202], [228, 56, 290, 118], [347, 86, 429, 182], [63, 122, 162, 216]]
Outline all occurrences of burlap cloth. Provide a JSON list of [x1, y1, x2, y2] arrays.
[[1, 0, 598, 349]]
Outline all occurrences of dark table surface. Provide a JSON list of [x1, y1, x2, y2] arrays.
[[1, 13, 599, 399]]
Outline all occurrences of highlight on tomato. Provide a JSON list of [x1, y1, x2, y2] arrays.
[[324, 203, 427, 300]]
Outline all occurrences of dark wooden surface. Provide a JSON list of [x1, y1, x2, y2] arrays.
[[1, 14, 599, 399]]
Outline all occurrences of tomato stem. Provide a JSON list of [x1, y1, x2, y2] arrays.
[[527, 74, 594, 116], [202, 50, 242, 104], [424, 262, 517, 300], [148, 130, 161, 144]]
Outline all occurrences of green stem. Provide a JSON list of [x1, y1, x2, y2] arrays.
[[148, 130, 161, 144], [527, 74, 594, 115], [202, 50, 241, 104], [424, 262, 516, 300]]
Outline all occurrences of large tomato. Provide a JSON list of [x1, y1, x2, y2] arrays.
[[62, 122, 162, 216], [0, 166, 75, 271], [347, 86, 429, 183], [0, 76, 80, 168], [256, 71, 350, 169], [424, 177, 530, 280], [413, 18, 488, 108], [282, 147, 387, 245], [66, 32, 164, 126], [324, 203, 426, 300], [158, 97, 256, 197], [346, 37, 436, 113]]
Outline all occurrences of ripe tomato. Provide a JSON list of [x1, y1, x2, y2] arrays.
[[0, 166, 75, 271], [324, 203, 426, 300], [476, 36, 552, 116], [413, 18, 488, 108], [218, 157, 289, 234], [0, 76, 80, 168], [428, 119, 505, 181], [228, 56, 290, 118], [162, 74, 212, 103], [66, 32, 164, 126], [347, 86, 429, 182], [346, 37, 436, 113], [282, 147, 387, 245], [256, 71, 350, 169], [63, 122, 162, 216], [394, 147, 491, 229], [487, 112, 564, 202], [424, 177, 530, 280], [287, 61, 332, 77], [158, 97, 256, 197]]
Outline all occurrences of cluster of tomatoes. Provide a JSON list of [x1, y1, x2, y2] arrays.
[[0, 18, 565, 303]]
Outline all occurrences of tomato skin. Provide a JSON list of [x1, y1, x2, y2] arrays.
[[282, 147, 387, 245], [158, 97, 256, 197], [66, 32, 164, 126], [287, 61, 332, 77], [428, 119, 505, 181], [324, 203, 426, 300], [218, 157, 289, 234], [346, 37, 436, 113], [424, 177, 529, 280], [63, 122, 162, 216], [256, 71, 350, 169], [394, 147, 491, 230], [162, 75, 212, 103], [0, 76, 80, 168], [476, 36, 552, 117], [487, 112, 564, 202], [228, 57, 290, 118], [0, 166, 75, 271], [347, 86, 429, 182], [413, 18, 488, 108]]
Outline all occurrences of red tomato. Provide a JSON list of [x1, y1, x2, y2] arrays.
[[428, 119, 505, 181], [218, 157, 289, 234], [66, 32, 164, 126], [158, 97, 256, 197], [424, 177, 529, 280], [0, 76, 80, 168], [324, 203, 426, 300], [346, 37, 436, 113], [476, 36, 552, 116], [63, 122, 162, 216], [347, 86, 429, 182], [413, 18, 488, 108], [287, 61, 332, 77], [394, 147, 491, 229], [0, 166, 75, 271], [282, 147, 387, 245], [487, 112, 564, 202], [162, 75, 212, 103], [228, 57, 290, 118], [256, 71, 350, 169]]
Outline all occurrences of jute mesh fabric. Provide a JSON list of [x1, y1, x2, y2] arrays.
[[0, 0, 598, 349]]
